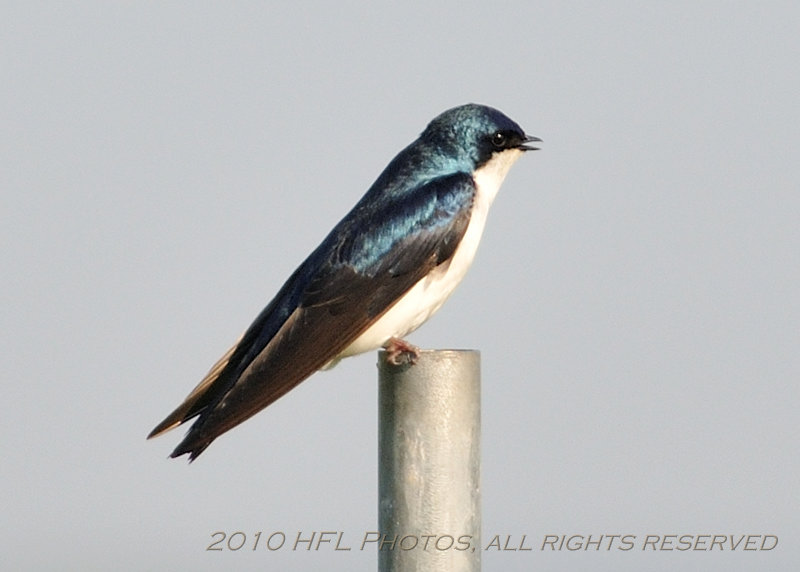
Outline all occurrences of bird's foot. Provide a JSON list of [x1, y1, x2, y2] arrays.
[[383, 337, 420, 366]]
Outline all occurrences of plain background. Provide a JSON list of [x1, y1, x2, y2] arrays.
[[2, 2, 797, 570]]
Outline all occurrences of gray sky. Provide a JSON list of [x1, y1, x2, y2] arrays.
[[2, 2, 798, 570]]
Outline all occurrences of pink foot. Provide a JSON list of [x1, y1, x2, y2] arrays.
[[383, 337, 420, 365]]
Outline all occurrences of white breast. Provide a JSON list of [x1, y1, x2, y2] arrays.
[[334, 148, 525, 360]]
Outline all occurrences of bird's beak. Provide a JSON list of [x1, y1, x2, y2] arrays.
[[519, 135, 542, 151]]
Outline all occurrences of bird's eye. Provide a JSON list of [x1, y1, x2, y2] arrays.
[[491, 131, 507, 148]]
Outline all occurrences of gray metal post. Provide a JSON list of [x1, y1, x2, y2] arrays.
[[378, 349, 481, 572]]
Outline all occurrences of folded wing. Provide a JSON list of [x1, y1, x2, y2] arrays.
[[149, 172, 476, 460]]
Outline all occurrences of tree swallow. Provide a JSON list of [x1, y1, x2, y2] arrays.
[[148, 103, 540, 460]]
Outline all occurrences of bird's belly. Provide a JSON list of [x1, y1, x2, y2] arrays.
[[337, 263, 460, 358]]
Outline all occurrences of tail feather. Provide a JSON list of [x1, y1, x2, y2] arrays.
[[170, 438, 212, 462], [147, 336, 242, 440]]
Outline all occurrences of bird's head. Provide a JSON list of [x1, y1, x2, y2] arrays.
[[421, 103, 541, 170]]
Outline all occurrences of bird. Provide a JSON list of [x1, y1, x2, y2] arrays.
[[148, 103, 540, 460]]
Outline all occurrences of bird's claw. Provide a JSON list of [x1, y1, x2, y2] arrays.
[[383, 337, 420, 366]]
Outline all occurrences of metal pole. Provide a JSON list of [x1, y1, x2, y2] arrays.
[[378, 349, 481, 572]]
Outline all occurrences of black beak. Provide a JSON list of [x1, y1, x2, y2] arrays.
[[519, 135, 542, 151]]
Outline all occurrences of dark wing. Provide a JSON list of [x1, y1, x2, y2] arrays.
[[148, 172, 476, 460]]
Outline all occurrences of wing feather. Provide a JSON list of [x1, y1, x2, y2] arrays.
[[150, 172, 475, 459]]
